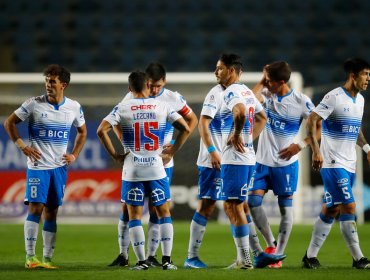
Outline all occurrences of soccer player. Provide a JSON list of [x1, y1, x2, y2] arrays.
[[215, 53, 285, 269], [184, 65, 284, 269], [3, 64, 87, 269], [302, 58, 370, 269], [97, 71, 190, 270], [247, 61, 317, 268], [108, 62, 197, 268]]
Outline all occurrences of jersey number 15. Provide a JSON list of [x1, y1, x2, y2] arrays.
[[133, 122, 159, 151]]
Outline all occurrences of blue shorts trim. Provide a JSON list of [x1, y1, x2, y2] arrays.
[[221, 164, 254, 201], [320, 168, 355, 208], [249, 161, 298, 196], [198, 167, 223, 200], [122, 177, 170, 206], [24, 166, 67, 207]]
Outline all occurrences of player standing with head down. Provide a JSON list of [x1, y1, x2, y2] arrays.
[[4, 64, 87, 269], [247, 61, 318, 268], [215, 53, 285, 269], [97, 71, 190, 270], [184, 59, 284, 269], [302, 58, 370, 269], [108, 62, 197, 268]]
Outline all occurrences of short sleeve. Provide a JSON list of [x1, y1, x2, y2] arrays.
[[301, 94, 315, 119], [72, 102, 86, 127], [14, 97, 36, 121], [103, 104, 122, 127], [313, 92, 336, 120], [200, 88, 221, 119]]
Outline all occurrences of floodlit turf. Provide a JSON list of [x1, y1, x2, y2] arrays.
[[1, 222, 370, 280]]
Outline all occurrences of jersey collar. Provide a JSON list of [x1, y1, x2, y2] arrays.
[[341, 86, 357, 103], [46, 95, 66, 110]]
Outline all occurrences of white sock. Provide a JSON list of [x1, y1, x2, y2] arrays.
[[24, 214, 41, 257], [129, 220, 146, 262], [276, 206, 293, 255], [307, 214, 333, 258], [187, 212, 207, 259], [233, 225, 251, 264], [250, 205, 275, 247], [146, 221, 160, 258], [159, 217, 173, 257], [340, 216, 363, 261], [42, 220, 57, 259], [118, 219, 130, 258]]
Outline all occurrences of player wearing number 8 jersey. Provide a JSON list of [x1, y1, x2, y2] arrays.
[[97, 71, 190, 270], [302, 58, 370, 269], [4, 64, 87, 269]]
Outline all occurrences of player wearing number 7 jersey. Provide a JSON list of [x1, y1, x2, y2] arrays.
[[97, 71, 190, 270]]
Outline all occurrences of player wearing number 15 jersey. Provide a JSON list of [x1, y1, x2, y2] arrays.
[[97, 71, 190, 270]]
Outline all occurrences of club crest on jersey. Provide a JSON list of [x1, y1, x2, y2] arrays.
[[224, 91, 238, 104]]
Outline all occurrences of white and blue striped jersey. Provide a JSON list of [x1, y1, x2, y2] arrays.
[[122, 88, 192, 168], [314, 87, 364, 173], [14, 95, 85, 170], [220, 83, 263, 165], [197, 85, 224, 168], [104, 98, 182, 181], [256, 89, 314, 167]]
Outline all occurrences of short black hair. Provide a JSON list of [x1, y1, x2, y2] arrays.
[[265, 61, 291, 83], [344, 58, 370, 76], [128, 71, 148, 93], [219, 53, 243, 73], [43, 64, 71, 84], [145, 62, 166, 81]]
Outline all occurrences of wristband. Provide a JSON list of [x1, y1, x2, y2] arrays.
[[170, 140, 175, 145], [15, 138, 27, 150], [207, 145, 216, 153], [363, 144, 370, 154], [297, 140, 307, 150]]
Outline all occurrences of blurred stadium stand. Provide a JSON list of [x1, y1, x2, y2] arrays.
[[0, 0, 369, 87]]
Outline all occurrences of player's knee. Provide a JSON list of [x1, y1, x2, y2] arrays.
[[278, 196, 293, 208], [248, 194, 263, 208]]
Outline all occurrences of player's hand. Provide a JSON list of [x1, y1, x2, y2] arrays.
[[279, 143, 301, 160], [22, 146, 41, 162], [62, 153, 76, 166], [227, 133, 245, 153], [311, 151, 323, 171], [210, 151, 221, 170], [160, 153, 173, 165]]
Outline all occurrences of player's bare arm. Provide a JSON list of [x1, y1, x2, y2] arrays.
[[251, 71, 267, 104], [161, 117, 190, 165], [63, 123, 87, 166], [357, 128, 370, 164], [228, 103, 246, 153], [182, 110, 198, 134], [307, 112, 323, 171], [199, 115, 221, 170], [4, 112, 41, 162], [252, 109, 267, 141], [279, 119, 322, 160], [97, 120, 127, 163]]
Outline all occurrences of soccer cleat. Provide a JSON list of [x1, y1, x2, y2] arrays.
[[25, 255, 42, 269], [162, 261, 178, 270], [264, 247, 283, 268], [352, 257, 370, 269], [254, 252, 286, 268], [108, 253, 129, 267], [184, 257, 208, 269], [302, 252, 321, 269], [130, 261, 149, 270], [41, 257, 58, 269], [225, 260, 253, 270], [146, 255, 161, 267]]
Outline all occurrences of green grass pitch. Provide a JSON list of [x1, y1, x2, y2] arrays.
[[1, 222, 369, 280]]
